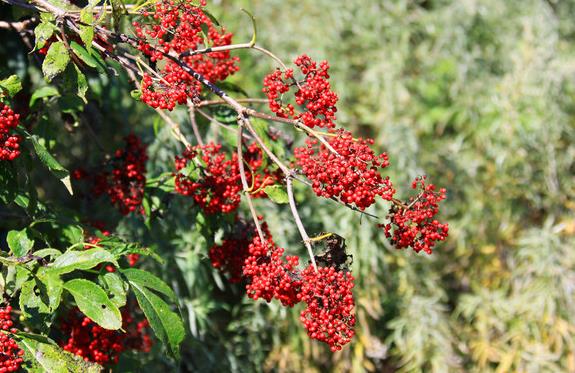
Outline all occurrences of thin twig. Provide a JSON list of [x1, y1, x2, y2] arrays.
[[286, 175, 317, 272], [237, 121, 265, 243], [187, 101, 204, 146]]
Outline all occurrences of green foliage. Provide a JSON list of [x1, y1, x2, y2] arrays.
[[1, 0, 574, 371]]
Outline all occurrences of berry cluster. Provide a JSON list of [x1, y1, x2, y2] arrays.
[[133, 0, 239, 110], [243, 237, 302, 307], [59, 308, 152, 366], [175, 143, 242, 214], [263, 54, 338, 129], [174, 142, 278, 214], [0, 306, 24, 372], [0, 103, 21, 161], [208, 221, 270, 283], [299, 266, 355, 352], [91, 135, 148, 215], [294, 129, 395, 210], [382, 176, 449, 254], [208, 220, 356, 350]]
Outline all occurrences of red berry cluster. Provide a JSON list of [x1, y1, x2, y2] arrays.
[[208, 221, 270, 283], [0, 103, 22, 161], [133, 0, 239, 110], [299, 266, 355, 352], [59, 308, 152, 366], [174, 142, 278, 214], [0, 306, 24, 372], [208, 221, 356, 350], [243, 237, 302, 307], [91, 135, 148, 215], [263, 54, 338, 129], [382, 176, 449, 254], [174, 143, 242, 214], [294, 129, 395, 210]]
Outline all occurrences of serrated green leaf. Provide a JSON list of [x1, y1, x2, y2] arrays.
[[0, 75, 22, 97], [64, 279, 122, 330], [29, 86, 60, 106], [34, 21, 55, 50], [130, 284, 184, 359], [99, 271, 128, 308], [121, 268, 176, 302], [26, 133, 73, 195], [42, 41, 70, 81], [263, 185, 289, 204], [7, 228, 34, 257], [49, 248, 117, 275], [13, 332, 102, 372]]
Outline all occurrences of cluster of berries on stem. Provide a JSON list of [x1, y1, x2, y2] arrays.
[[209, 222, 356, 351], [58, 307, 152, 366], [382, 176, 449, 254], [0, 103, 21, 161], [0, 306, 24, 372], [133, 0, 239, 110], [174, 142, 279, 214], [81, 134, 148, 215], [263, 54, 338, 129], [294, 129, 395, 210]]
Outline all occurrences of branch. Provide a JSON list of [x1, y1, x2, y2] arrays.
[[187, 101, 204, 146], [286, 175, 318, 272], [237, 120, 265, 243]]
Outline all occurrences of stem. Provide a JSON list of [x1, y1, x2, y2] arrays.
[[237, 121, 265, 243], [187, 101, 204, 146], [243, 118, 291, 175], [286, 175, 318, 272], [197, 98, 269, 107]]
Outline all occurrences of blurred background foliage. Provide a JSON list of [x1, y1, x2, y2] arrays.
[[1, 0, 575, 372]]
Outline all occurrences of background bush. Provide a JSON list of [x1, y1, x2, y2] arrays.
[[1, 0, 574, 371]]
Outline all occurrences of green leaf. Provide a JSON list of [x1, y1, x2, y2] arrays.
[[26, 133, 73, 195], [61, 224, 84, 246], [97, 238, 164, 264], [39, 12, 55, 22], [64, 279, 122, 330], [49, 247, 117, 275], [34, 21, 56, 50], [121, 268, 176, 301], [264, 185, 288, 204], [13, 332, 102, 372], [19, 271, 63, 329], [79, 7, 94, 54], [130, 284, 184, 359], [99, 271, 127, 308], [70, 40, 98, 68], [202, 9, 220, 26], [130, 89, 142, 100], [0, 75, 22, 98], [42, 41, 70, 81], [29, 86, 60, 106], [7, 228, 34, 257]]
